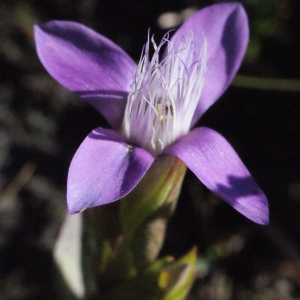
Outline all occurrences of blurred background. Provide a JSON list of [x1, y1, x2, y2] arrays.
[[1, 0, 300, 299]]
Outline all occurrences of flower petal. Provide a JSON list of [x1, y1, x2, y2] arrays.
[[164, 127, 269, 224], [170, 3, 249, 124], [67, 127, 155, 213], [34, 21, 136, 128]]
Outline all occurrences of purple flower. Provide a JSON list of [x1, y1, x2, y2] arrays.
[[34, 3, 269, 224]]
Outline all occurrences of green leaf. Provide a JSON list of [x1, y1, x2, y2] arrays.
[[160, 247, 197, 300]]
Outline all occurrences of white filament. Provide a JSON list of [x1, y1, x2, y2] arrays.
[[122, 31, 207, 156]]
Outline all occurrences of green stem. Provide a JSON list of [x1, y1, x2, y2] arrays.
[[81, 155, 187, 299]]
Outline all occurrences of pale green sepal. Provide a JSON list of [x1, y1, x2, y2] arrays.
[[119, 154, 187, 268], [120, 155, 186, 241]]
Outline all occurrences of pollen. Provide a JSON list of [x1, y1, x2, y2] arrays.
[[155, 102, 174, 122], [122, 31, 207, 156]]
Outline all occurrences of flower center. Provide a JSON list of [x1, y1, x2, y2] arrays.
[[122, 32, 207, 156]]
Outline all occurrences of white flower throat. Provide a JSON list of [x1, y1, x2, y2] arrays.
[[122, 32, 207, 156]]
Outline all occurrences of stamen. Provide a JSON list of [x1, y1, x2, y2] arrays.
[[122, 31, 207, 156]]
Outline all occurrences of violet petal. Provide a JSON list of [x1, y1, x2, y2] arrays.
[[67, 127, 154, 213], [164, 127, 269, 224], [170, 3, 249, 124], [34, 21, 136, 129]]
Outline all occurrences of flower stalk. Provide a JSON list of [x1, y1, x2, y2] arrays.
[[82, 155, 191, 299]]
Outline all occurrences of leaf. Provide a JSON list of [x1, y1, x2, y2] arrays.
[[160, 247, 197, 300]]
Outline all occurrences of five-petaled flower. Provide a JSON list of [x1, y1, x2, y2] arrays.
[[34, 3, 269, 224]]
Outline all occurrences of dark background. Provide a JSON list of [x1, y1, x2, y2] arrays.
[[1, 0, 300, 299]]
